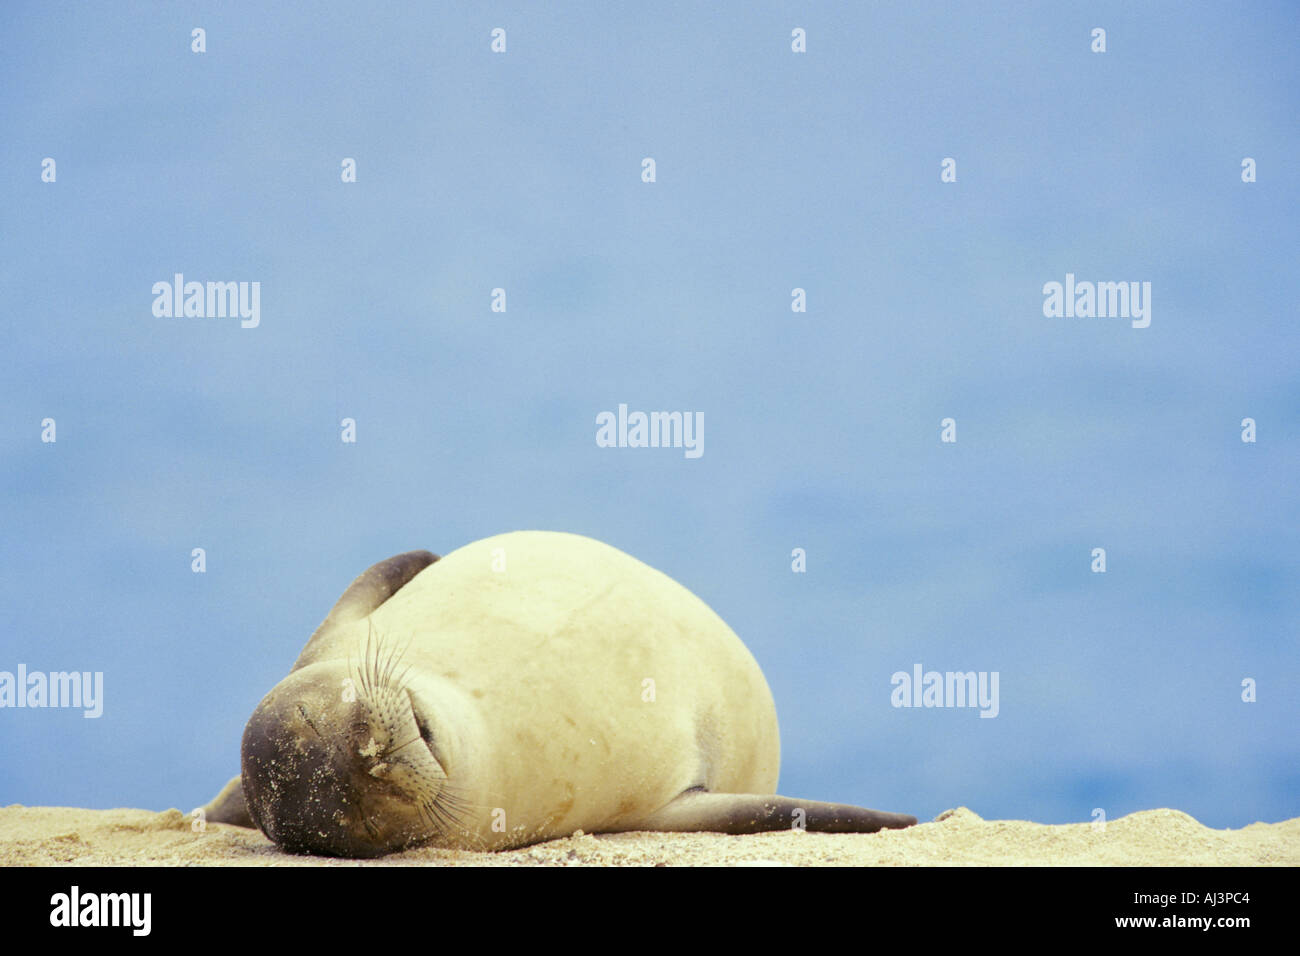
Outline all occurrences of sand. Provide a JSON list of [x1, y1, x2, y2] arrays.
[[2, 805, 1296, 866]]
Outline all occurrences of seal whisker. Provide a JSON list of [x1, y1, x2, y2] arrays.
[[395, 662, 415, 692], [367, 623, 384, 699], [423, 794, 475, 845], [385, 733, 425, 756], [381, 635, 408, 691], [430, 785, 486, 837], [358, 619, 377, 701]]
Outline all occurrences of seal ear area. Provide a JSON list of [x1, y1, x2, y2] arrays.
[[322, 550, 439, 626], [632, 791, 918, 835]]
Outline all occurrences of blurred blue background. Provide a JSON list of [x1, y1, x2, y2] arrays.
[[2, 1, 1296, 830]]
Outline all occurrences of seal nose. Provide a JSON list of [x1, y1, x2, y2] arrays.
[[239, 677, 442, 857], [240, 690, 380, 856]]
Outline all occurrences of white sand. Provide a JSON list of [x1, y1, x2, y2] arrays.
[[2, 805, 1295, 866]]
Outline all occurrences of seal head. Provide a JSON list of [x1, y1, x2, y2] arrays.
[[240, 660, 449, 857]]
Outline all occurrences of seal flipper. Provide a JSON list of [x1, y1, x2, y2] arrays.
[[634, 791, 917, 835], [200, 774, 255, 828], [293, 550, 439, 669], [320, 550, 439, 625]]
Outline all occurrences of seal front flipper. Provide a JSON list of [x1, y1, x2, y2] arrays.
[[200, 774, 255, 828], [292, 550, 439, 669], [319, 550, 439, 625], [633, 791, 917, 835]]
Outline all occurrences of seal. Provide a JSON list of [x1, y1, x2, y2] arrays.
[[202, 531, 916, 855]]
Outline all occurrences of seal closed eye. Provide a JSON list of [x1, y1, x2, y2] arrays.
[[201, 531, 916, 854]]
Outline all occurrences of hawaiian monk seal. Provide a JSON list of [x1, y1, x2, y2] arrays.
[[202, 530, 916, 855]]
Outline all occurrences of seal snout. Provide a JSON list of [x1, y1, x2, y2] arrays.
[[240, 668, 449, 857]]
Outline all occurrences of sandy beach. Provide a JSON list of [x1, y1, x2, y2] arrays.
[[3, 805, 1295, 866]]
